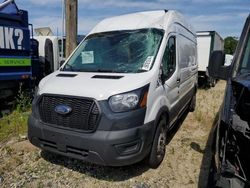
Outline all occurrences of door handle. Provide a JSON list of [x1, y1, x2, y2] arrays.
[[177, 78, 180, 83]]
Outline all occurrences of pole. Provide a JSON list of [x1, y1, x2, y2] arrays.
[[65, 0, 78, 58], [61, 0, 65, 60]]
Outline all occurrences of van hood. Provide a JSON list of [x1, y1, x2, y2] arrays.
[[38, 71, 152, 100]]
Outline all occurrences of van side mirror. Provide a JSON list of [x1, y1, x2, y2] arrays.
[[208, 51, 231, 80]]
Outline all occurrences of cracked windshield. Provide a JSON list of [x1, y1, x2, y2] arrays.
[[63, 29, 163, 73]]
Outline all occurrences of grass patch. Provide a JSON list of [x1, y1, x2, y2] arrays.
[[0, 110, 30, 142], [0, 85, 32, 142]]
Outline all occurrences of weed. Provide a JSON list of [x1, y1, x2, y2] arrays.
[[15, 83, 32, 113], [0, 83, 32, 142]]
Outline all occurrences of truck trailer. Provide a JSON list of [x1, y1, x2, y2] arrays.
[[0, 0, 39, 101], [197, 31, 224, 87]]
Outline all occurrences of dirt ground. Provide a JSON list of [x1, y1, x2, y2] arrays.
[[0, 81, 226, 188]]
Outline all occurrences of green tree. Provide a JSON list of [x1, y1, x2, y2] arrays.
[[224, 36, 238, 55]]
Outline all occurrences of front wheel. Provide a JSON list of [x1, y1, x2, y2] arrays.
[[147, 118, 167, 169]]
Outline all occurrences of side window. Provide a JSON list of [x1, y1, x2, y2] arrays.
[[162, 36, 176, 79]]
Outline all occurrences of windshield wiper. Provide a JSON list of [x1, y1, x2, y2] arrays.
[[63, 64, 76, 71], [96, 69, 122, 73], [137, 69, 148, 73]]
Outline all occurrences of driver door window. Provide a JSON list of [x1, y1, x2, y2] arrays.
[[162, 36, 176, 79]]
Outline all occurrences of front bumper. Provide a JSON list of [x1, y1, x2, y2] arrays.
[[28, 114, 155, 166]]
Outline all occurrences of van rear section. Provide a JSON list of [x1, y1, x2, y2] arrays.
[[197, 31, 224, 87]]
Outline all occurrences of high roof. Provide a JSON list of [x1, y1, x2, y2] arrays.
[[89, 10, 195, 35]]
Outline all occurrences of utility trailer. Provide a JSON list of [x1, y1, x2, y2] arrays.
[[0, 0, 39, 100], [197, 31, 224, 87]]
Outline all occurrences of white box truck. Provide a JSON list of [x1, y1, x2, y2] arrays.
[[197, 31, 224, 87], [28, 10, 198, 168]]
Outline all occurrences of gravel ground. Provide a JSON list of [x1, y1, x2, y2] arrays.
[[0, 81, 226, 188]]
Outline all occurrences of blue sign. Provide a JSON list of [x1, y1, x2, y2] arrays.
[[0, 26, 30, 51]]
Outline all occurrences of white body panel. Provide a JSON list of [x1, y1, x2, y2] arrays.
[[197, 36, 211, 72], [39, 10, 198, 125], [197, 31, 224, 73], [34, 36, 64, 71], [225, 54, 234, 66], [89, 10, 194, 36], [40, 71, 153, 101]]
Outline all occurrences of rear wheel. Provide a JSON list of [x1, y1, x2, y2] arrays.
[[147, 117, 167, 169], [211, 78, 216, 87], [207, 77, 216, 87], [189, 94, 196, 112]]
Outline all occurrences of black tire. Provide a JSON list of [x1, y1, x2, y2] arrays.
[[147, 117, 167, 169], [189, 94, 196, 112]]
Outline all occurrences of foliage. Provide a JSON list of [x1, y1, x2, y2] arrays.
[[15, 83, 32, 112], [0, 110, 30, 142], [0, 83, 32, 142], [224, 36, 238, 55]]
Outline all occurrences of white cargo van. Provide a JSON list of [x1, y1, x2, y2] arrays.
[[28, 10, 198, 168], [197, 31, 224, 87]]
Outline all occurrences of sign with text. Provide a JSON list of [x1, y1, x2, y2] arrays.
[[0, 57, 31, 66], [0, 26, 30, 51]]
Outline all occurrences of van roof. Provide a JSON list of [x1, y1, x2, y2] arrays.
[[89, 10, 195, 35]]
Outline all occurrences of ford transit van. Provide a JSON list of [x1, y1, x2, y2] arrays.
[[28, 10, 198, 168]]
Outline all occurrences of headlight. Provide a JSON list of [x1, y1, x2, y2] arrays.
[[109, 84, 149, 112]]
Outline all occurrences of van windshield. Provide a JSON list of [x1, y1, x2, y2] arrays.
[[62, 28, 164, 73]]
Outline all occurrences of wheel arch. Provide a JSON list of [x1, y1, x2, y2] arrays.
[[153, 106, 170, 131]]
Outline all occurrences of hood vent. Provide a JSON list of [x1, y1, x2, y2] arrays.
[[92, 75, 123, 79], [56, 73, 77, 77]]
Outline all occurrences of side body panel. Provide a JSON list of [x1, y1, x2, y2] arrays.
[[145, 22, 197, 126], [34, 36, 61, 73], [177, 25, 198, 113], [197, 35, 212, 72], [0, 10, 32, 81]]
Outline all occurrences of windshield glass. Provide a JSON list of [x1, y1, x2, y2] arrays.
[[238, 30, 250, 75], [62, 28, 164, 73]]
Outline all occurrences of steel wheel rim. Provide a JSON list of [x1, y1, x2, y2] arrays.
[[157, 126, 166, 159]]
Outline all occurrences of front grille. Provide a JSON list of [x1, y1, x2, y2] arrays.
[[38, 95, 100, 132]]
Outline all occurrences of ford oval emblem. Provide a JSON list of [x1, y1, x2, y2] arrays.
[[55, 104, 72, 115]]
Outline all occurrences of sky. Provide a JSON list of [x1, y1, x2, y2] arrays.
[[16, 0, 249, 38]]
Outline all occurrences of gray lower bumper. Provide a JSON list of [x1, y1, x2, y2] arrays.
[[28, 115, 155, 166]]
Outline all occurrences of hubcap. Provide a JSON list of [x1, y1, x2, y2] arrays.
[[157, 127, 166, 159]]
